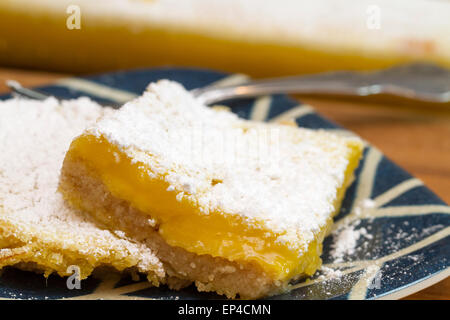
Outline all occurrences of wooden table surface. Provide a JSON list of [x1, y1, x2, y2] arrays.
[[0, 67, 448, 300]]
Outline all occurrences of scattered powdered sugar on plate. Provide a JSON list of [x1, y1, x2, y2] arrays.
[[311, 195, 442, 290], [330, 221, 373, 263], [318, 266, 343, 281], [311, 198, 377, 283], [353, 198, 376, 217], [330, 199, 375, 263]]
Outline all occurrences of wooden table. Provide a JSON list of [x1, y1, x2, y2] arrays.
[[0, 67, 448, 300]]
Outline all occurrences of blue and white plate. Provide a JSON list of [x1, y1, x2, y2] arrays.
[[1, 68, 448, 300]]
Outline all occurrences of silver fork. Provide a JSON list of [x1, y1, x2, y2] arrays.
[[6, 63, 450, 105]]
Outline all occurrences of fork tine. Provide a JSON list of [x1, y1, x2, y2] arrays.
[[6, 80, 51, 100]]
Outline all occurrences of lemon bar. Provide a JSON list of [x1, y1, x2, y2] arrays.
[[0, 97, 165, 285], [0, 0, 449, 76], [60, 80, 364, 298]]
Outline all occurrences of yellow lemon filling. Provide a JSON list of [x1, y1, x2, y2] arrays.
[[63, 132, 362, 282]]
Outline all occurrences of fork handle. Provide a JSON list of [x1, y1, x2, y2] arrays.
[[193, 63, 450, 104]]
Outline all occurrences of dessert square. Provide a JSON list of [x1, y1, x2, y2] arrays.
[[60, 80, 363, 298], [0, 97, 165, 284]]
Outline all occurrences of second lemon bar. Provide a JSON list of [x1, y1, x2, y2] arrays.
[[59, 80, 363, 298]]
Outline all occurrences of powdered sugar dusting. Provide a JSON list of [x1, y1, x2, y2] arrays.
[[90, 80, 363, 251]]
